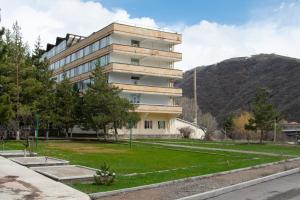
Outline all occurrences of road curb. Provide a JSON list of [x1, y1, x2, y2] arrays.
[[177, 167, 300, 200], [89, 157, 300, 199]]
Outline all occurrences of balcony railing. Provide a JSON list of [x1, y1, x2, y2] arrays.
[[134, 104, 182, 114], [105, 62, 182, 79], [111, 82, 182, 96]]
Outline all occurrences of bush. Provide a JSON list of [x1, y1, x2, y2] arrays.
[[179, 127, 193, 138], [94, 162, 116, 185]]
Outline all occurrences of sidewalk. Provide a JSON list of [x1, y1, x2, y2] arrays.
[[0, 156, 90, 200]]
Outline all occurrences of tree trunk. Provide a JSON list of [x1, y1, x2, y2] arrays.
[[260, 130, 263, 144], [103, 126, 107, 141], [46, 123, 49, 140], [65, 127, 69, 138], [96, 129, 99, 139], [114, 122, 118, 142], [70, 128, 73, 138]]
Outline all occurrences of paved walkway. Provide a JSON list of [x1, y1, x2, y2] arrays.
[[0, 156, 90, 200], [207, 173, 300, 200], [135, 141, 294, 157]]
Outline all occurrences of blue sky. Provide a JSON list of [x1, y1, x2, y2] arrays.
[[97, 0, 283, 25]]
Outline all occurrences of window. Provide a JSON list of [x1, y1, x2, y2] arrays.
[[84, 45, 90, 56], [98, 36, 110, 49], [158, 121, 166, 129], [59, 58, 65, 67], [131, 40, 140, 47], [131, 58, 140, 65], [74, 67, 79, 76], [100, 54, 109, 66], [84, 63, 89, 73], [54, 61, 59, 70], [91, 60, 97, 70], [70, 68, 74, 77], [71, 52, 77, 62], [66, 55, 71, 64], [78, 49, 84, 59], [83, 79, 91, 89], [144, 120, 152, 129], [131, 76, 140, 85], [130, 94, 140, 104], [92, 41, 99, 52]]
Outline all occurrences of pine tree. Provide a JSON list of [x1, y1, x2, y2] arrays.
[[52, 78, 79, 137], [82, 65, 139, 140], [245, 88, 279, 143]]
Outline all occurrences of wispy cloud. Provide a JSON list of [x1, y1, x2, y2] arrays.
[[1, 0, 300, 71]]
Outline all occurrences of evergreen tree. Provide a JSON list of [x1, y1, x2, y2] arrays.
[[82, 66, 139, 140], [245, 88, 279, 143], [223, 115, 233, 139], [52, 78, 78, 137], [109, 97, 139, 141], [82, 67, 114, 138]]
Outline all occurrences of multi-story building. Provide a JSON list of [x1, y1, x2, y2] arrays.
[[42, 23, 183, 136]]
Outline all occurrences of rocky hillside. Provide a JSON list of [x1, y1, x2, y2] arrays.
[[175, 54, 300, 124]]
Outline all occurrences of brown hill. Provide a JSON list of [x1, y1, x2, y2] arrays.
[[175, 54, 300, 124]]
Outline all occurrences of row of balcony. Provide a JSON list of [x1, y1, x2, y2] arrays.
[[69, 72, 182, 97], [52, 43, 182, 75], [48, 23, 181, 62]]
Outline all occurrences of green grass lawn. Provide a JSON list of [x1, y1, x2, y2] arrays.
[[1, 140, 287, 193], [137, 139, 300, 156]]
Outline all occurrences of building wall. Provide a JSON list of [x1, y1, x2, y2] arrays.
[[110, 33, 172, 52], [43, 23, 182, 137], [109, 53, 172, 68], [118, 113, 176, 135], [119, 93, 171, 105], [108, 72, 170, 87]]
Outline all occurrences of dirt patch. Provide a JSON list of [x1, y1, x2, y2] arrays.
[[46, 143, 127, 154], [0, 176, 19, 184], [0, 175, 41, 200]]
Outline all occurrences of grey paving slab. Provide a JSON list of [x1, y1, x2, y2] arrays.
[[9, 156, 69, 167], [31, 165, 97, 183], [0, 156, 90, 200], [0, 150, 37, 157], [207, 173, 300, 200]]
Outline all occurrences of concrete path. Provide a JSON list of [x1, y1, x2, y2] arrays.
[[207, 173, 300, 200], [135, 141, 294, 157], [0, 156, 90, 200]]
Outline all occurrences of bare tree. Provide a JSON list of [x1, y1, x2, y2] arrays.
[[176, 97, 200, 123], [198, 112, 218, 140]]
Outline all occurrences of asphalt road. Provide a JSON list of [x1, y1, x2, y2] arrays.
[[207, 173, 300, 200]]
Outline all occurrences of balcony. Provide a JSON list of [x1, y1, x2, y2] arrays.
[[105, 63, 182, 79], [112, 83, 182, 96], [112, 23, 182, 44], [134, 104, 182, 114], [111, 44, 182, 61]]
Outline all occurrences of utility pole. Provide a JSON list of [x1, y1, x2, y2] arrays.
[[194, 67, 198, 124]]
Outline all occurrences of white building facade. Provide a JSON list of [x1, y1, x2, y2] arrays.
[[42, 23, 183, 137]]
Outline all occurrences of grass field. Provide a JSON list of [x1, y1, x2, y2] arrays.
[[137, 139, 300, 156], [2, 140, 291, 193]]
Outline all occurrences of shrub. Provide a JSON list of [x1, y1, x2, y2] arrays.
[[179, 127, 193, 138], [94, 162, 116, 185]]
